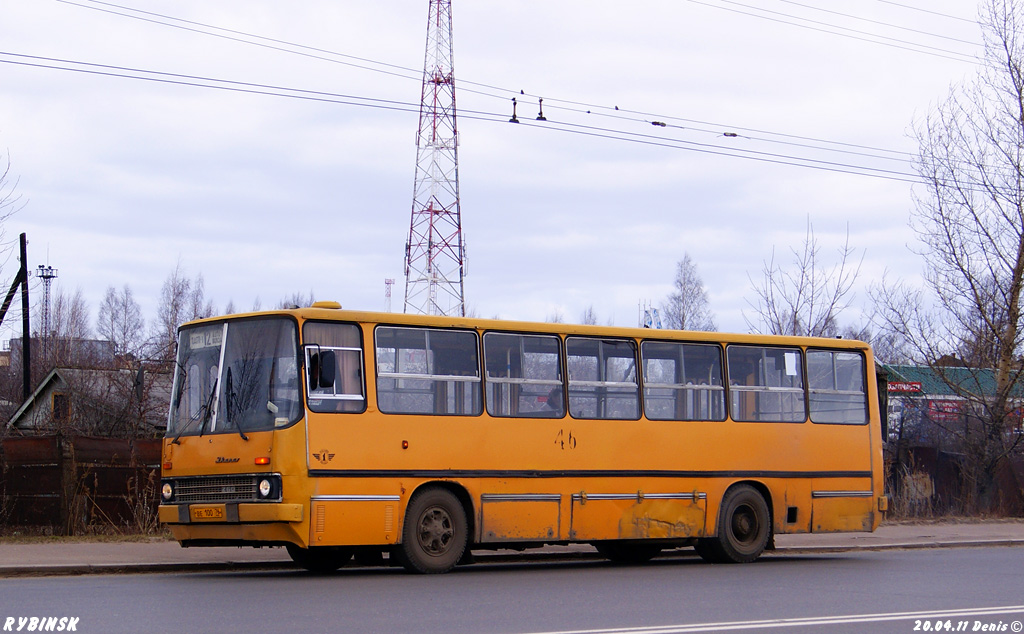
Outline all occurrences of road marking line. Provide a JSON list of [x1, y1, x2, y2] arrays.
[[526, 605, 1024, 634]]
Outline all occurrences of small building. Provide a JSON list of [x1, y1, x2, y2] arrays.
[[882, 363, 1024, 515], [882, 363, 1024, 447], [4, 367, 171, 438]]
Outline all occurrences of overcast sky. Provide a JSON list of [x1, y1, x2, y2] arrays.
[[0, 0, 982, 341]]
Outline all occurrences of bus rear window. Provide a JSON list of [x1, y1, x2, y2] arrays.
[[375, 326, 482, 416]]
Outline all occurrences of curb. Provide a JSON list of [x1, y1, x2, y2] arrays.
[[0, 560, 297, 578], [2, 539, 1023, 578], [772, 538, 1024, 554]]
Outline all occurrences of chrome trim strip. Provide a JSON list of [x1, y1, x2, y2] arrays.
[[812, 490, 873, 499], [571, 492, 706, 501], [480, 494, 561, 502], [644, 492, 708, 500], [311, 495, 401, 502]]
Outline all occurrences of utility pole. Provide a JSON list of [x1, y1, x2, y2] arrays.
[[403, 0, 466, 316], [0, 234, 33, 399]]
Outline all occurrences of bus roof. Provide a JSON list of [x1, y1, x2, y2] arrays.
[[180, 303, 872, 351]]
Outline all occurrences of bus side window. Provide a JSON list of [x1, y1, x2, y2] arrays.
[[303, 321, 366, 414], [807, 350, 867, 424], [375, 326, 482, 416], [727, 346, 806, 422], [641, 341, 726, 421], [566, 337, 639, 420], [483, 332, 563, 418]]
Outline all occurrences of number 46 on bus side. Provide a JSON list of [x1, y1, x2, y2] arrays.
[[554, 429, 576, 450]]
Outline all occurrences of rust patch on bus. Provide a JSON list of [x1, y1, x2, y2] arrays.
[[619, 501, 706, 539]]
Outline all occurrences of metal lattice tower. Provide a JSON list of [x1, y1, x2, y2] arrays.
[[384, 278, 395, 312], [37, 265, 58, 353], [403, 0, 466, 317]]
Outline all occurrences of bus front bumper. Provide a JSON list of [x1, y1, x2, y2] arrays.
[[159, 503, 304, 525]]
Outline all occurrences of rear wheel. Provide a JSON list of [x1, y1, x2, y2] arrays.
[[286, 544, 353, 573], [595, 541, 663, 564], [698, 484, 770, 564], [693, 538, 725, 563], [395, 487, 468, 574]]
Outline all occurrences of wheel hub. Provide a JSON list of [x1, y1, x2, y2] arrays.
[[418, 507, 454, 554]]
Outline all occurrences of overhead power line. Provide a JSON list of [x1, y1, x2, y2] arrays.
[[54, 0, 953, 161], [683, 0, 977, 64], [775, 0, 978, 46], [0, 52, 422, 113], [876, 0, 977, 25], [5, 50, 1013, 192], [0, 50, 925, 186], [16, 2, 1005, 190]]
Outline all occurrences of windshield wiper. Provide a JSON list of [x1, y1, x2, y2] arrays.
[[225, 368, 249, 442], [171, 378, 217, 445], [197, 377, 217, 438]]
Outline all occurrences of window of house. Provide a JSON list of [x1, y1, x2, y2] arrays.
[[375, 326, 482, 416], [52, 392, 70, 423]]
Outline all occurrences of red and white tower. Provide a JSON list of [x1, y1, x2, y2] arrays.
[[403, 0, 466, 316]]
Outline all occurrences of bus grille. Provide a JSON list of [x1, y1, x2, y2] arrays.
[[174, 475, 260, 503]]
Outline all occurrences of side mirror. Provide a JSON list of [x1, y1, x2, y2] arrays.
[[309, 350, 336, 391]]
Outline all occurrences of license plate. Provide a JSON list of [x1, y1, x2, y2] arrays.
[[191, 506, 225, 521]]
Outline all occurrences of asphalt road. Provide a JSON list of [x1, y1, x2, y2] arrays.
[[2, 547, 1023, 634]]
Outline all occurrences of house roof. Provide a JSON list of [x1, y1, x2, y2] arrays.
[[883, 363, 1024, 399], [5, 367, 172, 433]]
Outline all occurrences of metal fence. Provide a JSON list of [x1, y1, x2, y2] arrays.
[[0, 435, 161, 535]]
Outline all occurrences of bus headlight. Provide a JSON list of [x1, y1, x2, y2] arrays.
[[161, 482, 174, 502], [258, 479, 273, 499]]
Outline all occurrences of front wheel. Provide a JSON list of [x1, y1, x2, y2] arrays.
[[395, 487, 468, 574], [286, 544, 353, 573], [698, 484, 770, 564]]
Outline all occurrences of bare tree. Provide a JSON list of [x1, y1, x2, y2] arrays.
[[0, 152, 24, 345], [151, 263, 214, 361], [152, 263, 190, 361], [97, 285, 145, 360], [277, 290, 315, 309], [871, 0, 1024, 512], [39, 286, 93, 368], [188, 274, 215, 321], [580, 305, 598, 325], [746, 221, 861, 337], [662, 254, 716, 331], [0, 151, 23, 250]]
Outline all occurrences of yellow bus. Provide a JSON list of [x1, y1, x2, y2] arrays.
[[158, 303, 887, 573]]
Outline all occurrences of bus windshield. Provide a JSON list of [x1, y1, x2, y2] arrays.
[[168, 317, 301, 437]]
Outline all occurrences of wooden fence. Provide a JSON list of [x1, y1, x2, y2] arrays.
[[0, 435, 161, 535]]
